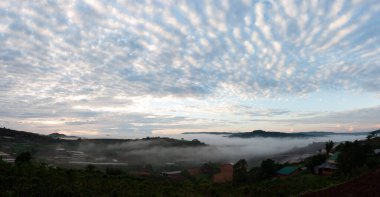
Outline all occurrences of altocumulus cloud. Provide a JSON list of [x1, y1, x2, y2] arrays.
[[0, 0, 380, 135]]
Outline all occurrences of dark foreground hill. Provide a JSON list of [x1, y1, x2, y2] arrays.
[[303, 168, 380, 197]]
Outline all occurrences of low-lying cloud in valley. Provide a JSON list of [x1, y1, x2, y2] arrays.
[[75, 134, 367, 166]]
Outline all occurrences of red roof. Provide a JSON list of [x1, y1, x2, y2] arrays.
[[188, 168, 201, 176], [213, 164, 233, 183]]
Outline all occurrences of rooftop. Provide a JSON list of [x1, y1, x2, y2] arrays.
[[315, 162, 338, 170], [277, 166, 300, 175], [328, 152, 340, 163]]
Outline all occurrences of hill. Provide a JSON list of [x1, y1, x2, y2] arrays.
[[0, 127, 56, 143], [183, 130, 369, 138], [303, 168, 380, 196], [229, 130, 309, 138], [0, 127, 207, 166]]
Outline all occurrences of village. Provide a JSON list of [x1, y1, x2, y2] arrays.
[[1, 128, 380, 196], [1, 127, 380, 187], [3, 137, 379, 185]]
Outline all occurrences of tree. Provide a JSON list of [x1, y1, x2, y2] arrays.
[[233, 159, 248, 184], [106, 167, 123, 176], [367, 130, 380, 141], [200, 163, 219, 178], [86, 164, 96, 172], [305, 154, 327, 172], [337, 141, 371, 175], [325, 140, 334, 154], [260, 159, 276, 177], [15, 152, 31, 165]]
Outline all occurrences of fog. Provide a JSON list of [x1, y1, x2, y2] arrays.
[[160, 134, 366, 165], [75, 134, 366, 167]]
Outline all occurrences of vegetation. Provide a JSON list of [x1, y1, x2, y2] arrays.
[[15, 152, 31, 166], [233, 159, 248, 184], [366, 129, 380, 141], [325, 140, 334, 154], [0, 157, 352, 197], [304, 154, 327, 172], [200, 163, 220, 178], [336, 140, 376, 175]]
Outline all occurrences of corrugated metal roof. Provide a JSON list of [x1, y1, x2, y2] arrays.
[[328, 152, 340, 162], [277, 166, 299, 175], [315, 162, 338, 170]]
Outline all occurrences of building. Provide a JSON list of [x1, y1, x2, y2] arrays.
[[277, 166, 301, 177], [314, 152, 340, 175], [67, 151, 87, 161], [161, 171, 184, 181], [314, 162, 338, 175], [327, 152, 340, 164], [212, 164, 233, 183], [187, 167, 201, 176], [0, 151, 15, 163]]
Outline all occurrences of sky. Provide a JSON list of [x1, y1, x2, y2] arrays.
[[0, 0, 379, 137]]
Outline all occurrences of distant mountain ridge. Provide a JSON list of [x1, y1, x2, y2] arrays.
[[48, 133, 69, 138], [0, 127, 207, 147], [229, 130, 308, 138], [183, 130, 370, 138]]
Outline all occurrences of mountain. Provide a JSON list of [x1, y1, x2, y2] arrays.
[[182, 132, 234, 135], [1, 127, 206, 147], [0, 127, 56, 143], [228, 130, 309, 138], [1, 127, 208, 167], [48, 133, 68, 139], [183, 130, 370, 138]]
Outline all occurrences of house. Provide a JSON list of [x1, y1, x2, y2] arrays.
[[277, 166, 301, 177], [2, 136, 15, 140], [161, 171, 184, 181], [67, 151, 87, 161], [327, 152, 340, 164], [0, 151, 9, 157], [161, 170, 182, 176], [314, 162, 338, 175], [314, 152, 340, 175], [55, 148, 65, 151], [187, 167, 201, 176], [212, 164, 233, 183], [0, 151, 15, 163]]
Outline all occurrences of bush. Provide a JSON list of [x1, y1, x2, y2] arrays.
[[15, 152, 31, 165]]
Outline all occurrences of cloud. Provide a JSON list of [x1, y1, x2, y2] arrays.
[[0, 0, 379, 134], [249, 106, 380, 132]]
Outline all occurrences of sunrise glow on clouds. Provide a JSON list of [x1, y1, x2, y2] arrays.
[[0, 0, 379, 136]]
